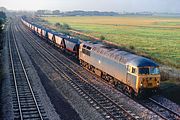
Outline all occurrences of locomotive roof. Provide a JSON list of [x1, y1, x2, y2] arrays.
[[127, 57, 158, 67], [82, 42, 158, 67]]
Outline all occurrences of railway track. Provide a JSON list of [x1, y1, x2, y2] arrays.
[[18, 19, 180, 120], [17, 19, 140, 120], [140, 98, 180, 120], [7, 21, 47, 120]]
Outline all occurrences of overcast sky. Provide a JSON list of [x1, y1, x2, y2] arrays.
[[1, 0, 180, 12]]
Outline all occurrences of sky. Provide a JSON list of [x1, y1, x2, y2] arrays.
[[1, 0, 180, 13]]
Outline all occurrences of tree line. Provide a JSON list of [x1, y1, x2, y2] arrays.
[[0, 11, 6, 33], [36, 10, 120, 16]]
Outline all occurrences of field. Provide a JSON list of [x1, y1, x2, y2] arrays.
[[41, 16, 180, 68]]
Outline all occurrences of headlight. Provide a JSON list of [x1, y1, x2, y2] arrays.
[[140, 78, 143, 87], [157, 81, 160, 85]]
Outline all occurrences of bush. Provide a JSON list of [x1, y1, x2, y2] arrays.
[[129, 45, 135, 50], [62, 23, 71, 29], [100, 35, 105, 40], [55, 22, 62, 28], [0, 19, 3, 33]]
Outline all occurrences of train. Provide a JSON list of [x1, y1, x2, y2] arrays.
[[21, 17, 160, 97]]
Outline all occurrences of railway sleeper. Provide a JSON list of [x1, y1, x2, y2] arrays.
[[21, 115, 42, 119], [22, 110, 39, 115]]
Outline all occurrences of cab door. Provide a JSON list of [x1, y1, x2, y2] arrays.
[[126, 65, 137, 90]]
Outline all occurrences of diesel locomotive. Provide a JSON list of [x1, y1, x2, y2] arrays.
[[21, 17, 160, 97]]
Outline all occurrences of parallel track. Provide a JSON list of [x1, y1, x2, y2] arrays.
[[17, 19, 140, 120], [8, 21, 47, 120], [141, 98, 180, 120]]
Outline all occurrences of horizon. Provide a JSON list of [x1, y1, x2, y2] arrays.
[[1, 0, 180, 13], [2, 8, 180, 14]]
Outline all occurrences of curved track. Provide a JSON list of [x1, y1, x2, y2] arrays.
[[7, 21, 47, 120]]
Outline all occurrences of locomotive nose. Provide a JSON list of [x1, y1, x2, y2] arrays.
[[139, 76, 160, 88]]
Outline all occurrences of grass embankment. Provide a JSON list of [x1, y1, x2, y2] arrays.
[[160, 81, 180, 104], [42, 16, 180, 69]]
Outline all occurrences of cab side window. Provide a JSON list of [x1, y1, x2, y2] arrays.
[[132, 67, 136, 74], [127, 66, 137, 74]]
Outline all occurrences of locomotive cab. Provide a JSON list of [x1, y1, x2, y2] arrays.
[[138, 67, 160, 93], [127, 57, 160, 96]]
